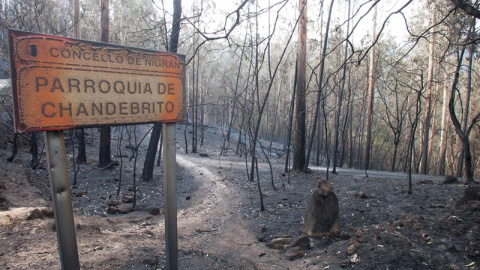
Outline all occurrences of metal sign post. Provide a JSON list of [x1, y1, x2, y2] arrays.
[[9, 30, 185, 269], [163, 123, 178, 269], [44, 130, 80, 270]]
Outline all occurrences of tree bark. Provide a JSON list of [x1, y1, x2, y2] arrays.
[[73, 0, 86, 164], [7, 133, 18, 162], [141, 124, 162, 181], [292, 0, 307, 171], [364, 5, 377, 170], [98, 0, 112, 168], [285, 66, 297, 173], [304, 0, 334, 172], [437, 73, 449, 175], [449, 0, 480, 19], [75, 129, 87, 163], [225, 31, 247, 145], [420, 4, 435, 174], [142, 0, 182, 181], [448, 46, 477, 183], [457, 20, 475, 178], [332, 0, 350, 174], [407, 89, 422, 194], [30, 132, 39, 169]]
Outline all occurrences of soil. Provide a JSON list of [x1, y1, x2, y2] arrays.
[[0, 122, 479, 270]]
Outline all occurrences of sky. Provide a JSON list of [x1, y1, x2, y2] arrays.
[[212, 0, 422, 44], [154, 0, 425, 47]]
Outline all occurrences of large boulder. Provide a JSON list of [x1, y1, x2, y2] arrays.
[[303, 180, 340, 238]]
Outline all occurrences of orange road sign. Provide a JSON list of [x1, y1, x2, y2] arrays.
[[9, 30, 185, 132]]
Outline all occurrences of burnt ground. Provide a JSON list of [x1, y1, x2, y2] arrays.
[[0, 122, 479, 270]]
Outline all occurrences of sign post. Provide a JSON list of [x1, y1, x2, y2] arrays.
[[9, 30, 185, 269], [44, 130, 80, 270], [163, 123, 178, 269]]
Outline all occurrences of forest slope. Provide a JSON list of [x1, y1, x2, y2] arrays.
[[0, 123, 478, 269]]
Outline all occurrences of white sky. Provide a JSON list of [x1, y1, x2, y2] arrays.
[[157, 0, 424, 46]]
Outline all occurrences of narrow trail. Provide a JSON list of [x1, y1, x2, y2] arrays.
[[174, 151, 298, 269], [175, 153, 267, 269]]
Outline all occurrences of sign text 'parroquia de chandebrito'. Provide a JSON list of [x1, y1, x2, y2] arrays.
[[9, 30, 185, 132]]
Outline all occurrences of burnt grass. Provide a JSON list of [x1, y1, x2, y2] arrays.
[[0, 123, 479, 269], [252, 168, 479, 270]]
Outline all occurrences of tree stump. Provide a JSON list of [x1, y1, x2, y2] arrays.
[[303, 180, 340, 238]]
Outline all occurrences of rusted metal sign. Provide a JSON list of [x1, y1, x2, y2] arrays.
[[9, 30, 185, 132]]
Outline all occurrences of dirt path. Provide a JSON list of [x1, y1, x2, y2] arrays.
[[175, 153, 291, 269]]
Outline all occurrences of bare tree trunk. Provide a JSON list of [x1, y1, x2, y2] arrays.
[[249, 0, 298, 180], [192, 45, 199, 153], [407, 89, 423, 194], [427, 94, 437, 169], [315, 0, 325, 167], [200, 86, 205, 147], [225, 31, 247, 146], [157, 129, 163, 166], [117, 127, 124, 195], [184, 111, 189, 154], [30, 132, 39, 169], [75, 129, 86, 163], [255, 158, 265, 211], [438, 70, 449, 175], [457, 24, 475, 178], [248, 3, 260, 181], [449, 46, 478, 183], [269, 77, 282, 156], [347, 74, 354, 168], [292, 0, 307, 171], [142, 0, 182, 181], [141, 125, 161, 181], [237, 25, 255, 157], [72, 0, 87, 164], [420, 4, 435, 174], [285, 66, 297, 173], [304, 0, 334, 172], [364, 5, 377, 170], [332, 0, 350, 174], [7, 133, 18, 162], [191, 57, 197, 153], [98, 0, 112, 168]]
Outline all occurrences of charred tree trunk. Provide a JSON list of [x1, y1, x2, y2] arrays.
[[420, 5, 435, 174], [75, 129, 86, 163], [98, 0, 112, 168], [332, 0, 350, 174], [304, 0, 334, 172], [7, 133, 18, 162], [285, 66, 297, 173], [73, 0, 86, 164], [449, 46, 478, 183], [407, 89, 422, 194], [292, 0, 307, 171], [142, 124, 162, 182], [457, 21, 475, 178], [437, 72, 449, 175], [142, 0, 182, 182], [30, 132, 39, 169], [364, 5, 377, 170], [224, 30, 247, 152]]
